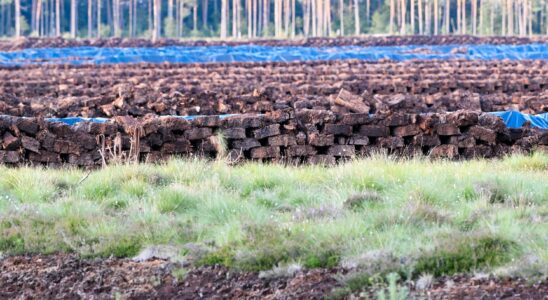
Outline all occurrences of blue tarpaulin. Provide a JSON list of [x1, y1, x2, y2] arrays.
[[42, 111, 547, 130], [489, 111, 548, 129], [45, 117, 110, 125], [1, 44, 548, 66]]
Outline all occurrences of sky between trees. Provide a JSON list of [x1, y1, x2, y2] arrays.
[[1, 0, 547, 39]]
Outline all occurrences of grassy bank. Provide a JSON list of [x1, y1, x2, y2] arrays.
[[0, 153, 546, 283]]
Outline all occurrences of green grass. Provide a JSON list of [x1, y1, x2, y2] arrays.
[[0, 152, 546, 283]]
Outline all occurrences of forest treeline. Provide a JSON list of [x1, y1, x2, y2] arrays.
[[1, 0, 547, 39]]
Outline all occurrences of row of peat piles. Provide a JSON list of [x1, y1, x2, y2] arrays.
[[0, 108, 546, 167]]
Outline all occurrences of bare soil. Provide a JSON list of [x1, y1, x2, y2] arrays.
[[0, 254, 546, 299]]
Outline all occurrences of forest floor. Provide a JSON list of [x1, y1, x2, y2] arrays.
[[0, 153, 547, 298]]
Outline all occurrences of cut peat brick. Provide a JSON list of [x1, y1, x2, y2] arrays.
[[324, 124, 353, 136], [232, 138, 261, 151], [2, 132, 20, 150], [250, 146, 280, 159], [268, 134, 297, 146], [253, 124, 280, 139], [221, 128, 246, 139], [393, 124, 421, 137], [468, 126, 497, 145], [359, 125, 390, 137], [436, 123, 461, 136], [0, 151, 20, 163], [308, 133, 335, 146], [285, 145, 317, 157], [185, 128, 212, 140]]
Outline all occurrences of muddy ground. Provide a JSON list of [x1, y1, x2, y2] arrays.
[[0, 254, 546, 299]]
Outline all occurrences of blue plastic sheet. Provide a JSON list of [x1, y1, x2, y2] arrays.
[[489, 111, 548, 129], [45, 114, 240, 125], [43, 112, 548, 129], [1, 44, 548, 65], [45, 117, 109, 125]]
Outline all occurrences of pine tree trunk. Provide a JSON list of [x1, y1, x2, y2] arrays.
[[434, 0, 438, 35], [15, 0, 21, 37], [425, 0, 431, 34], [203, 0, 209, 29], [444, 0, 449, 33], [390, 0, 395, 34], [472, 0, 477, 35], [253, 0, 258, 36], [311, 0, 316, 35], [291, 0, 295, 36], [354, 0, 359, 35], [97, 0, 101, 37], [153, 0, 161, 40], [507, 0, 513, 35], [37, 0, 43, 35], [317, 0, 322, 36], [410, 0, 415, 33], [221, 0, 228, 38], [71, 0, 77, 38], [192, 0, 198, 32], [478, 0, 483, 35], [263, 0, 269, 36], [461, 0, 466, 34], [366, 0, 370, 26], [88, 0, 92, 37], [303, 0, 310, 36], [400, 0, 406, 34], [339, 0, 344, 35], [489, 0, 494, 35], [56, 0, 61, 36], [418, 0, 423, 33]]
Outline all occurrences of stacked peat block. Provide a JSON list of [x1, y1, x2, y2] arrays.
[[0, 109, 546, 167], [2, 60, 547, 118], [2, 36, 547, 51]]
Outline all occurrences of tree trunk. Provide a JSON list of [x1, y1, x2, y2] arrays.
[[326, 0, 332, 35], [56, 0, 61, 36], [433, 0, 438, 34], [15, 0, 21, 37], [478, 0, 483, 35], [507, 0, 513, 35], [390, 0, 395, 34], [400, 0, 406, 34], [472, 0, 477, 35], [263, 0, 269, 36], [461, 0, 466, 34], [291, 0, 295, 36], [88, 0, 92, 37], [37, 0, 43, 35], [410, 0, 415, 33], [443, 0, 449, 33], [253, 0, 258, 36], [339, 0, 344, 35], [113, 0, 119, 37], [417, 0, 424, 34], [303, 0, 310, 36], [489, 0, 494, 35], [97, 0, 101, 37], [195, 0, 201, 33], [425, 0, 431, 34], [366, 0, 370, 26], [70, 0, 77, 38], [153, 0, 161, 40], [354, 0, 359, 35], [221, 0, 228, 38]]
